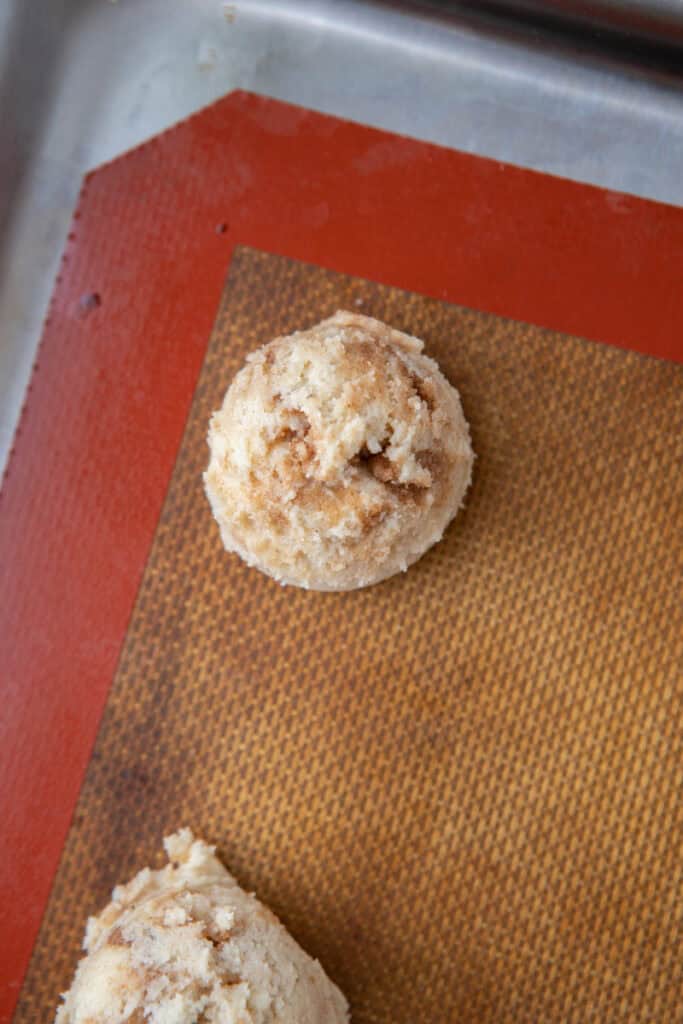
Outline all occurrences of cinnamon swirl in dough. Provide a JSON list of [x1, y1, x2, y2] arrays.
[[56, 830, 348, 1024], [204, 312, 473, 590]]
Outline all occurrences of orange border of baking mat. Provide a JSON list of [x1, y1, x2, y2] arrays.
[[1, 90, 682, 1021]]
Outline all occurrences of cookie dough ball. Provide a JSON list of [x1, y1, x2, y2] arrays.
[[204, 311, 474, 590], [55, 830, 348, 1024]]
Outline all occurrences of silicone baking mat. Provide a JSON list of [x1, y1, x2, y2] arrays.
[[5, 92, 683, 1022], [14, 247, 682, 1023]]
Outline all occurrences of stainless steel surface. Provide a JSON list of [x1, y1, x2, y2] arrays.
[[1, 0, 682, 475]]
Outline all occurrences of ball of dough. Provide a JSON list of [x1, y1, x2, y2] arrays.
[[55, 830, 348, 1024], [204, 311, 474, 590]]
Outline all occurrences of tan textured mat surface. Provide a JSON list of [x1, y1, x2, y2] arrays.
[[16, 248, 682, 1023]]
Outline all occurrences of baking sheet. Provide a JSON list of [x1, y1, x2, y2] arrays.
[[3, 0, 683, 476], [15, 247, 683, 1024]]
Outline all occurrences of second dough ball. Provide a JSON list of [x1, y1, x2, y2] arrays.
[[55, 830, 348, 1024], [204, 311, 474, 590]]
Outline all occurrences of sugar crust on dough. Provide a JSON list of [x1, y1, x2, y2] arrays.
[[204, 311, 474, 590], [55, 830, 349, 1024]]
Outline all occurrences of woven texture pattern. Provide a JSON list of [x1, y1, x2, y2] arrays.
[[16, 248, 682, 1023]]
